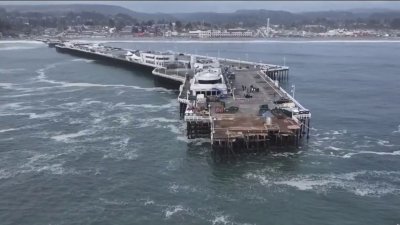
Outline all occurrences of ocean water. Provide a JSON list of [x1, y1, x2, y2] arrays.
[[0, 40, 399, 225]]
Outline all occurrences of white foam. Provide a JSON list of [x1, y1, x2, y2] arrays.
[[326, 146, 343, 151], [176, 135, 211, 144], [144, 199, 155, 206], [118, 115, 131, 126], [116, 101, 177, 111], [377, 140, 395, 147], [165, 124, 182, 135], [13, 152, 78, 177], [275, 179, 333, 191], [133, 117, 179, 130], [71, 58, 95, 63], [0, 46, 42, 51], [0, 68, 26, 74], [0, 102, 32, 111], [333, 129, 347, 135], [354, 144, 373, 149], [0, 128, 19, 133], [318, 136, 337, 140], [99, 198, 127, 206], [165, 205, 186, 219], [393, 125, 400, 134], [144, 117, 180, 123], [0, 124, 43, 134], [211, 215, 230, 225], [0, 40, 43, 44], [0, 83, 15, 90], [271, 171, 400, 197], [116, 90, 125, 96], [271, 151, 303, 157], [35, 63, 173, 93], [343, 150, 400, 158], [51, 129, 94, 142], [1, 111, 61, 119], [168, 183, 198, 193], [104, 137, 139, 160], [36, 163, 66, 175], [0, 169, 14, 180], [193, 138, 211, 145], [29, 111, 61, 119], [245, 173, 270, 186], [176, 135, 190, 143]]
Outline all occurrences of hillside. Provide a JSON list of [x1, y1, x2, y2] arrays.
[[1, 4, 400, 28], [0, 4, 175, 21]]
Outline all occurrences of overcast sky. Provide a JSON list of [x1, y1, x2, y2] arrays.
[[2, 1, 400, 13]]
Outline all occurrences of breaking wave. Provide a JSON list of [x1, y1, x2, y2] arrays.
[[0, 40, 43, 44], [343, 150, 400, 158], [51, 129, 95, 143], [245, 170, 400, 197], [71, 58, 95, 63], [0, 41, 45, 51], [164, 205, 190, 219], [35, 63, 172, 92], [103, 137, 139, 160], [393, 125, 400, 134]]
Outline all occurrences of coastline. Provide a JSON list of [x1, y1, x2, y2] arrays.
[[2, 36, 400, 44]]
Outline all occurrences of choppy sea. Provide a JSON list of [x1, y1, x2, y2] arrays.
[[0, 40, 399, 225]]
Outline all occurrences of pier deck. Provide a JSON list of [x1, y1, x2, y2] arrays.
[[207, 65, 303, 150]]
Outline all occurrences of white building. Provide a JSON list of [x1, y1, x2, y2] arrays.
[[189, 30, 212, 38], [140, 51, 176, 67], [189, 28, 253, 38]]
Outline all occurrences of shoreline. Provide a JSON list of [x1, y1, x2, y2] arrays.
[[2, 37, 400, 44]]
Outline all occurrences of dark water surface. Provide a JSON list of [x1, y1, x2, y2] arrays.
[[0, 40, 399, 225]]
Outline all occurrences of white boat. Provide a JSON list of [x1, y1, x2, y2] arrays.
[[190, 67, 228, 97], [125, 51, 142, 62]]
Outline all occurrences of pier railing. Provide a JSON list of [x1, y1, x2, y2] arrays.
[[257, 71, 311, 118], [189, 54, 289, 71], [184, 115, 212, 122], [152, 68, 186, 83]]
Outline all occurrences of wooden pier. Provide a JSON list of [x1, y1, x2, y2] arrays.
[[52, 41, 311, 154], [174, 58, 311, 154]]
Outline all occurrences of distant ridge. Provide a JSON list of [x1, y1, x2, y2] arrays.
[[0, 4, 175, 21], [1, 4, 400, 26]]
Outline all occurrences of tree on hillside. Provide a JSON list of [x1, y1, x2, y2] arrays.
[[109, 18, 115, 28], [0, 19, 11, 31], [390, 18, 400, 29], [185, 22, 193, 31], [175, 20, 183, 31]]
